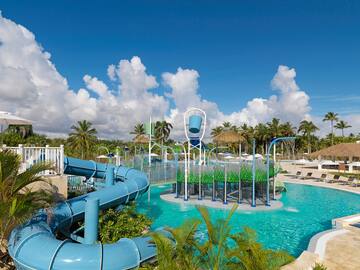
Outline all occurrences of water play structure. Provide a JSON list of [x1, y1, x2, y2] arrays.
[[8, 157, 155, 270]]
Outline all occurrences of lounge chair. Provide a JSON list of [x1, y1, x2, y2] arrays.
[[294, 171, 302, 179], [327, 174, 340, 183], [316, 173, 327, 182], [338, 176, 354, 185], [351, 178, 360, 187], [301, 172, 313, 180]]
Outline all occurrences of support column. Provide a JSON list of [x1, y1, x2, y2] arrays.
[[251, 139, 256, 207], [105, 166, 114, 187], [84, 198, 99, 244]]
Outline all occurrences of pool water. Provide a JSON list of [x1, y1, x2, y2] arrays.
[[137, 183, 360, 256]]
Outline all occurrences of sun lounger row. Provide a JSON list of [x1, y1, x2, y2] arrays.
[[293, 171, 360, 187]]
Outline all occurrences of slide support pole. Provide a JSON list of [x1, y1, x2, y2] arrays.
[[84, 198, 99, 245]]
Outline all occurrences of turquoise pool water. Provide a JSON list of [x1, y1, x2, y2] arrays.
[[137, 183, 360, 256]]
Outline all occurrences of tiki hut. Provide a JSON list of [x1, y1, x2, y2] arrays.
[[213, 130, 244, 144], [309, 143, 360, 172], [133, 134, 150, 144]]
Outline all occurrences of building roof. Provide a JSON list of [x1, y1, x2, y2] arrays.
[[309, 143, 360, 159], [213, 130, 244, 144], [0, 111, 32, 125]]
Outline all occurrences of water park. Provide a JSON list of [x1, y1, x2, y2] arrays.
[[1, 108, 360, 270]]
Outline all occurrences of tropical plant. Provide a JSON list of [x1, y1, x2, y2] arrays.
[[154, 120, 173, 157], [0, 150, 54, 266], [226, 227, 294, 270], [323, 112, 339, 145], [67, 120, 97, 159], [298, 120, 319, 154], [195, 204, 238, 270], [312, 262, 328, 270], [211, 126, 224, 137], [149, 218, 201, 270], [130, 123, 146, 137], [98, 204, 152, 243], [335, 120, 351, 137], [149, 205, 294, 270]]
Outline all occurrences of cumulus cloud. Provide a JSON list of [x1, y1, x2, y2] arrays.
[[0, 13, 357, 140]]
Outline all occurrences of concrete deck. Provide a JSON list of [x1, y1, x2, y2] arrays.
[[160, 193, 283, 211], [279, 161, 360, 269]]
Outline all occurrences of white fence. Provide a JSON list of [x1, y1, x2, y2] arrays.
[[1, 144, 64, 175]]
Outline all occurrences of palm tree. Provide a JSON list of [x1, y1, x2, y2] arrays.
[[195, 205, 238, 270], [68, 120, 97, 159], [298, 120, 319, 154], [226, 227, 294, 270], [149, 218, 201, 270], [211, 126, 224, 137], [130, 123, 146, 137], [255, 123, 270, 154], [323, 112, 339, 145], [155, 121, 173, 157], [0, 150, 54, 265], [335, 120, 351, 137], [222, 122, 233, 129], [150, 205, 293, 270]]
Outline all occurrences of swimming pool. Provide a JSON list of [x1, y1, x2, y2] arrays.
[[137, 183, 360, 256]]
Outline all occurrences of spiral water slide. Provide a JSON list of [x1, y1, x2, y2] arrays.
[[8, 157, 156, 270]]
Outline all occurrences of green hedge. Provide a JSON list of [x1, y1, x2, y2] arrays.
[[176, 166, 276, 184]]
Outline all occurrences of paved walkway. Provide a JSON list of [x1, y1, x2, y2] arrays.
[[279, 162, 360, 269]]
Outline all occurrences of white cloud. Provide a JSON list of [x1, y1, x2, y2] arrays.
[[0, 13, 358, 140]]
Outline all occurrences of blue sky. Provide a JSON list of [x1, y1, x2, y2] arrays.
[[1, 1, 360, 138], [2, 0, 360, 117]]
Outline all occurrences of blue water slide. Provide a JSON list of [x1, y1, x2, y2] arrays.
[[8, 157, 156, 270]]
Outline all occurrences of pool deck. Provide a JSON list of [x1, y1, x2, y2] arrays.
[[160, 193, 283, 211], [278, 162, 360, 269]]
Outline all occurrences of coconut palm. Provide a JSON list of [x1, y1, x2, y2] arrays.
[[211, 126, 224, 137], [130, 123, 146, 137], [335, 120, 351, 137], [298, 120, 319, 154], [255, 123, 270, 154], [222, 122, 233, 129], [323, 112, 339, 145], [68, 120, 98, 159], [0, 150, 54, 266], [154, 121, 173, 157]]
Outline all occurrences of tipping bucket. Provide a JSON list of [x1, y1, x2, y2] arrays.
[[189, 115, 202, 133]]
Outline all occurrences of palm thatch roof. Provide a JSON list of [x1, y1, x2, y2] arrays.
[[213, 130, 244, 144], [133, 134, 150, 144], [309, 143, 360, 159]]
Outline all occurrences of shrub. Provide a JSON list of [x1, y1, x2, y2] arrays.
[[99, 204, 152, 243], [313, 263, 328, 270]]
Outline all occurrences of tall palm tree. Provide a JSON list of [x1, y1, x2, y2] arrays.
[[267, 118, 281, 139], [335, 120, 351, 137], [211, 126, 224, 137], [323, 112, 339, 145], [0, 150, 54, 265], [222, 122, 233, 129], [255, 123, 270, 154], [130, 123, 146, 137], [298, 120, 319, 154], [155, 121, 173, 157], [68, 120, 97, 159]]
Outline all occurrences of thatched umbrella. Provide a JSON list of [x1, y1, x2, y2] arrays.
[[213, 130, 244, 144], [308, 143, 360, 160], [133, 134, 150, 144]]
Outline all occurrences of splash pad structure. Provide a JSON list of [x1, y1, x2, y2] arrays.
[[172, 108, 291, 208]]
